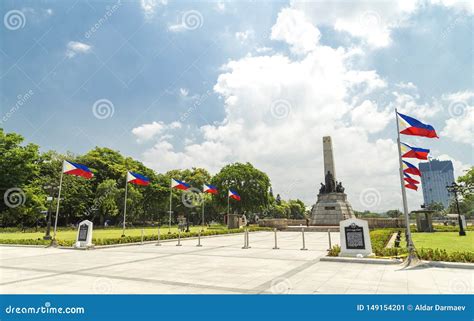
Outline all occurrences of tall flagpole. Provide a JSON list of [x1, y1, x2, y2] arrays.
[[168, 179, 173, 234], [122, 173, 128, 237], [201, 194, 205, 231], [395, 109, 418, 266], [52, 166, 64, 245]]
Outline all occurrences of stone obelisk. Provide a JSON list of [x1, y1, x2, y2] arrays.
[[323, 136, 336, 181], [311, 136, 355, 226]]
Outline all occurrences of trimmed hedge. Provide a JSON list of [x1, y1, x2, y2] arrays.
[[0, 227, 272, 247], [328, 228, 474, 263]]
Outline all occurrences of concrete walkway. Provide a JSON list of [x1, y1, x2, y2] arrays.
[[0, 232, 472, 294]]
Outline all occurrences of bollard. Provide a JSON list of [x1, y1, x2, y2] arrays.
[[247, 229, 251, 248], [327, 229, 332, 250], [242, 229, 249, 249], [300, 227, 308, 251], [176, 230, 182, 246], [155, 227, 161, 246], [141, 228, 144, 245], [196, 231, 202, 247], [273, 228, 279, 250]]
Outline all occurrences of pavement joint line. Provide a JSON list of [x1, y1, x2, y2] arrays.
[[250, 254, 326, 293], [0, 245, 234, 286]]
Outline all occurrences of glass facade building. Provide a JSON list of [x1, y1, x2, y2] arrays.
[[419, 159, 455, 209]]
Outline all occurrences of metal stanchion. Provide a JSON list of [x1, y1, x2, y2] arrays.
[[196, 231, 202, 247], [327, 229, 332, 250], [273, 228, 279, 250], [242, 229, 249, 249], [176, 230, 182, 246], [247, 228, 251, 248], [155, 226, 161, 246], [141, 228, 144, 245], [300, 227, 308, 251]]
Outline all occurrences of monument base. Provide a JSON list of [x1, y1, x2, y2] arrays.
[[310, 193, 355, 226]]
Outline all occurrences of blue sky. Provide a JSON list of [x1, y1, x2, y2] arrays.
[[1, 0, 473, 211]]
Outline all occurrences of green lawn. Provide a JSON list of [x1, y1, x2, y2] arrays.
[[412, 232, 474, 253], [0, 226, 221, 242]]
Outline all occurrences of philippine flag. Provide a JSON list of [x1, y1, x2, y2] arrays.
[[405, 183, 418, 191], [403, 160, 422, 176], [127, 171, 150, 186], [171, 178, 190, 190], [203, 184, 218, 194], [63, 160, 94, 179], [404, 173, 420, 185], [228, 189, 241, 201], [397, 112, 438, 138], [400, 142, 430, 160]]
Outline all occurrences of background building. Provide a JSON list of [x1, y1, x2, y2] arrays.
[[419, 159, 455, 208]]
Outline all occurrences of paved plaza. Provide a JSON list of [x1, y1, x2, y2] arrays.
[[0, 232, 472, 294]]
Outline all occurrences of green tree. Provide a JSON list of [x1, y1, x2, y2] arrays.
[[386, 209, 403, 218], [211, 162, 271, 214]]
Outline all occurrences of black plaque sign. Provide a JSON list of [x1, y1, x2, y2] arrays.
[[78, 224, 89, 242], [344, 223, 365, 250]]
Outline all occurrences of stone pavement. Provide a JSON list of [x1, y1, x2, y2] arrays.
[[0, 232, 472, 294]]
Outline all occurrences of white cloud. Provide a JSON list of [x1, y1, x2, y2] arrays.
[[271, 8, 321, 54], [291, 0, 419, 48], [180, 88, 189, 97], [441, 106, 474, 146], [137, 33, 409, 211], [351, 100, 391, 134], [66, 41, 92, 58], [440, 91, 474, 145], [389, 91, 442, 119], [132, 121, 181, 143], [437, 154, 471, 178], [140, 0, 167, 20], [235, 29, 254, 44], [429, 0, 474, 14]]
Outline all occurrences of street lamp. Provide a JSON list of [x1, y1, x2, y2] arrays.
[[446, 182, 472, 236], [43, 185, 58, 240]]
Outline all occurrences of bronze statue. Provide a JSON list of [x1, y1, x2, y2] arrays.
[[336, 181, 345, 193], [324, 171, 335, 193], [319, 183, 325, 194]]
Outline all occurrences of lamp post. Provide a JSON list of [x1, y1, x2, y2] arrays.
[[446, 182, 470, 236], [43, 185, 58, 240]]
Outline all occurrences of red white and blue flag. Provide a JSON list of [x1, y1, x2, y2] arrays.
[[203, 184, 218, 194], [127, 171, 150, 186], [402, 160, 421, 176], [405, 183, 418, 191], [400, 142, 430, 160], [63, 160, 93, 179], [397, 112, 438, 138], [404, 173, 420, 185], [171, 178, 190, 190], [228, 189, 241, 201]]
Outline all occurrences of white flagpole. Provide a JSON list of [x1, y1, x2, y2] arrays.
[[52, 165, 64, 245], [122, 173, 128, 237], [169, 179, 173, 234], [395, 109, 418, 265], [202, 192, 205, 231], [227, 190, 230, 215]]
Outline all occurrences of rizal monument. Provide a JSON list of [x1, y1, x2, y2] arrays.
[[310, 136, 355, 225]]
